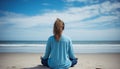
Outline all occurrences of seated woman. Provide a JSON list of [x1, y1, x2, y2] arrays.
[[41, 18, 78, 69]]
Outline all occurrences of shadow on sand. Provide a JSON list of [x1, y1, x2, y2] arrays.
[[22, 65, 50, 69]]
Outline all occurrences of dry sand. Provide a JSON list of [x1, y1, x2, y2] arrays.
[[0, 53, 120, 69]]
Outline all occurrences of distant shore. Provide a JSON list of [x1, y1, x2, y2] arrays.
[[0, 53, 120, 69]]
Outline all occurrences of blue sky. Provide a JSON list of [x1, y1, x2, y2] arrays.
[[0, 0, 120, 41]]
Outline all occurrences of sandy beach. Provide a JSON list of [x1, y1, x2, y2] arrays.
[[0, 53, 120, 69]]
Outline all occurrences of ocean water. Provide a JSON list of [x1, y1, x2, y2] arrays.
[[0, 41, 120, 53]]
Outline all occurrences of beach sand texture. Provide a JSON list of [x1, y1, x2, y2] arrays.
[[0, 53, 120, 69]]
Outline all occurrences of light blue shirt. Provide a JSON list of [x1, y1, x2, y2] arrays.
[[43, 35, 75, 69]]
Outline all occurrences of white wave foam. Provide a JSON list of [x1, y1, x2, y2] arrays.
[[73, 44, 120, 49], [0, 44, 45, 47], [0, 44, 120, 47], [0, 44, 120, 50], [0, 44, 120, 53]]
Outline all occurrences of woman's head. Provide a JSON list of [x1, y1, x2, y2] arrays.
[[53, 18, 64, 40]]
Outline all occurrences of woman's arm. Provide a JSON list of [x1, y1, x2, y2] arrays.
[[68, 40, 76, 59], [42, 38, 51, 59]]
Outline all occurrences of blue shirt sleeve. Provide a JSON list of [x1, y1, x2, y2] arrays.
[[43, 38, 51, 59], [68, 40, 75, 59]]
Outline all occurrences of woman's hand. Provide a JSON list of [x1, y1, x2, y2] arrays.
[[40, 56, 43, 59]]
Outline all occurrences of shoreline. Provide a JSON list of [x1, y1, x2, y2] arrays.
[[0, 53, 120, 69], [0, 44, 120, 53]]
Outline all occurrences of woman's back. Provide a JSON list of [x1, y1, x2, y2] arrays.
[[47, 35, 74, 69]]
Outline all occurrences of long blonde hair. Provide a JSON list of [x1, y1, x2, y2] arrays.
[[53, 18, 64, 41]]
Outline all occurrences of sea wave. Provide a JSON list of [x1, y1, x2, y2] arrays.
[[0, 44, 120, 53], [0, 44, 120, 47], [0, 44, 45, 47]]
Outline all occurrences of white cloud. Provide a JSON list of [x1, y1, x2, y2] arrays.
[[65, 0, 100, 3], [0, 1, 120, 29], [99, 1, 120, 15], [0, 11, 26, 17], [0, 1, 120, 40], [64, 28, 120, 40], [82, 15, 119, 26], [0, 11, 56, 28], [65, 0, 90, 2]]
